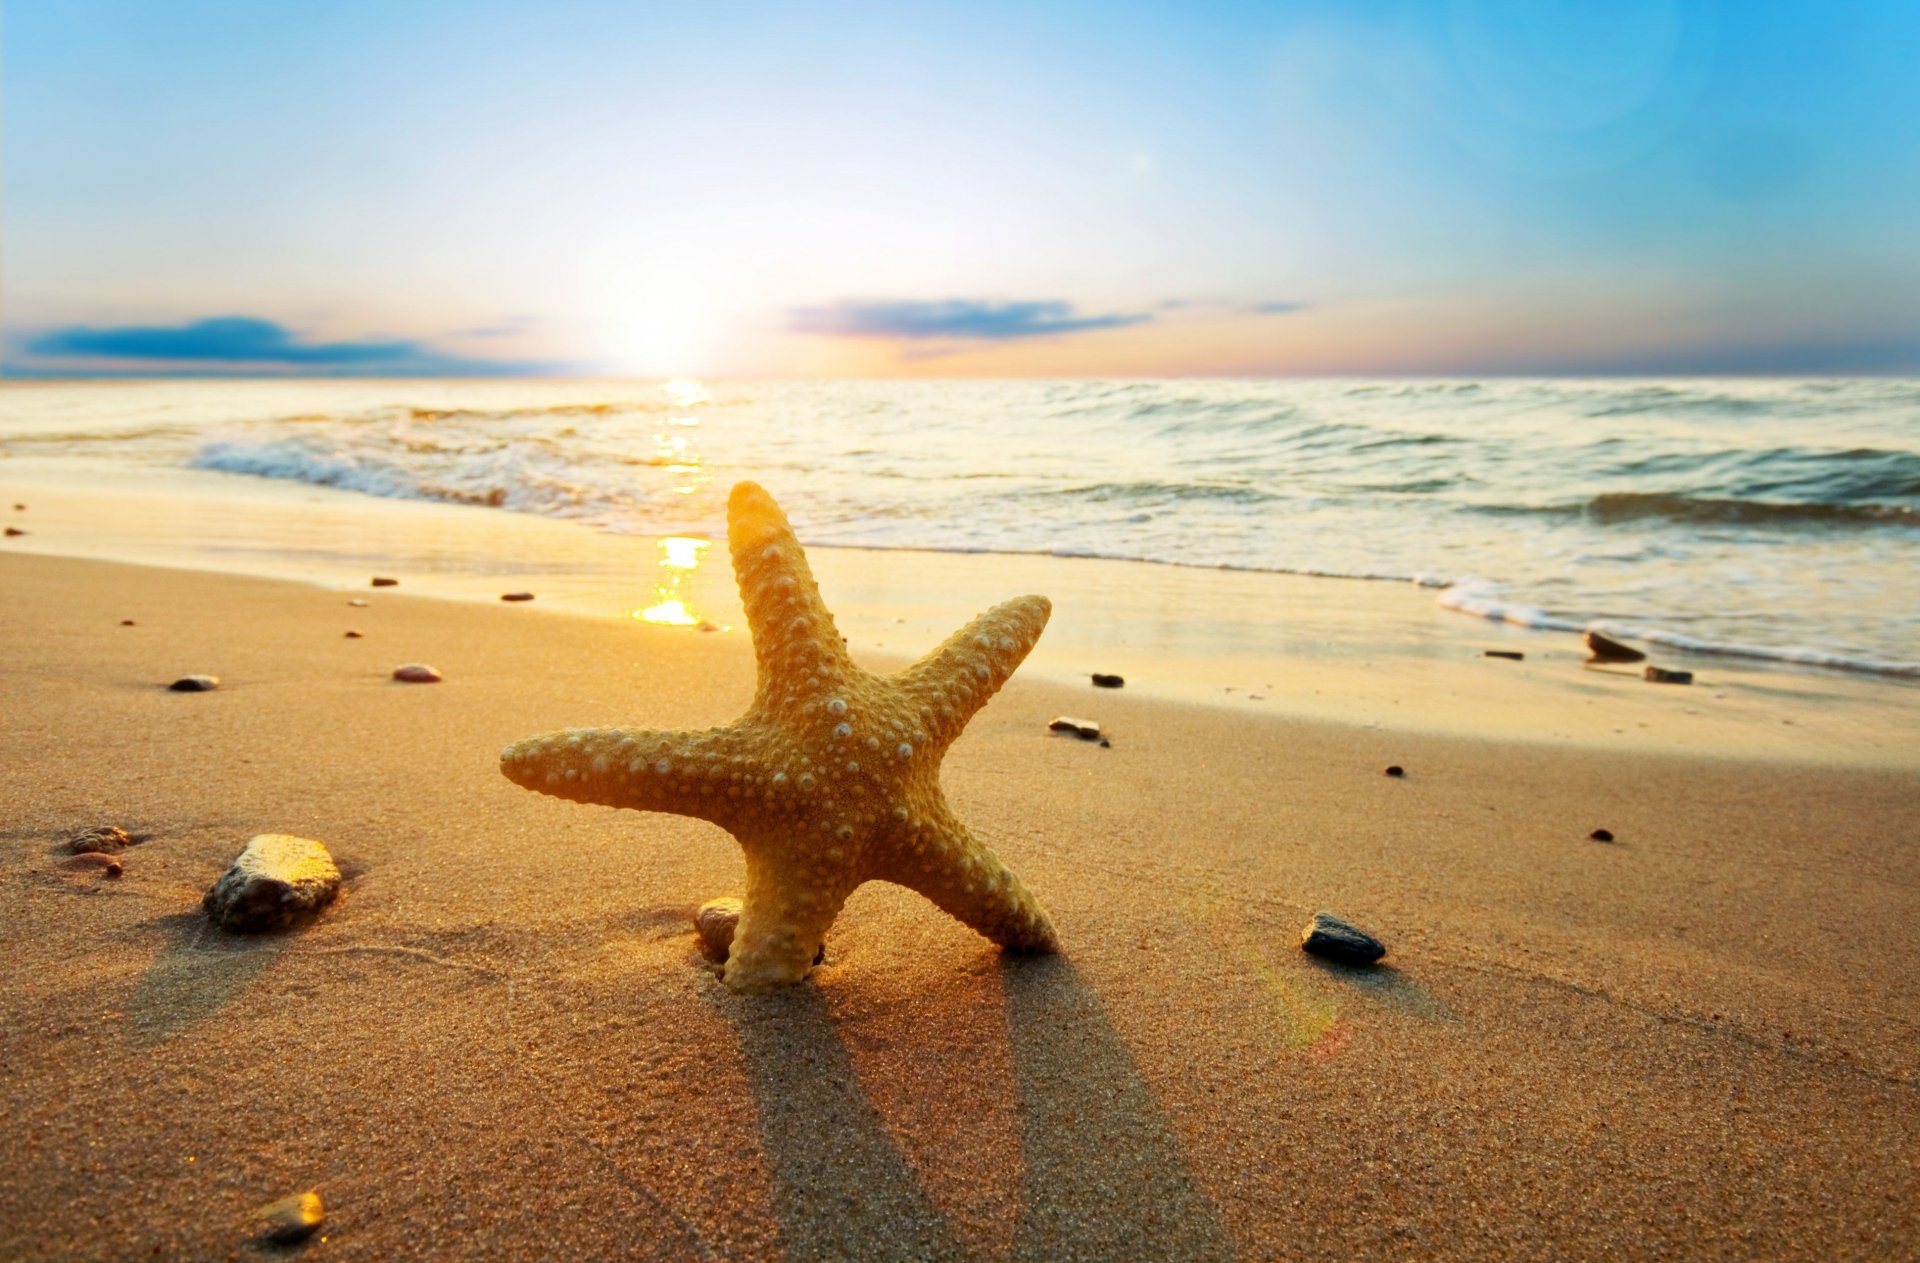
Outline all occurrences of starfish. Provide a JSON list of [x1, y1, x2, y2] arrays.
[[500, 481, 1061, 991]]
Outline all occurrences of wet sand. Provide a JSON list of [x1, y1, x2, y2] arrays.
[[2, 551, 1917, 1260]]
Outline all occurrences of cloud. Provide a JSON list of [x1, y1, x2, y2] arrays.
[[789, 299, 1152, 342], [1249, 301, 1310, 315], [19, 316, 562, 375]]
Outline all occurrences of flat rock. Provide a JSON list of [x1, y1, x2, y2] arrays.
[[1300, 909, 1386, 965], [1090, 672, 1125, 688], [347, 598, 369, 607], [370, 576, 399, 587], [204, 834, 341, 932], [5, 526, 28, 537], [1483, 650, 1525, 661], [168, 675, 220, 692], [257, 1192, 324, 1245], [1048, 715, 1102, 740], [68, 825, 133, 854], [1584, 630, 1646, 663], [344, 629, 364, 638], [61, 853, 123, 878], [120, 619, 136, 626], [1644, 665, 1694, 685], [392, 663, 443, 683], [694, 896, 823, 965], [500, 591, 535, 602]]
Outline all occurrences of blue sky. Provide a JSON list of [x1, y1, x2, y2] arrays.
[[5, 0, 1917, 376]]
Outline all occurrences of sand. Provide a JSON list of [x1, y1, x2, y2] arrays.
[[2, 550, 1917, 1261]]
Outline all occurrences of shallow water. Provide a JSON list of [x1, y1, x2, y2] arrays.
[[3, 376, 1916, 675]]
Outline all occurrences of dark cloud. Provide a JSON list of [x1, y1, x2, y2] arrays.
[[789, 299, 1152, 342], [20, 316, 562, 375], [1249, 301, 1309, 315]]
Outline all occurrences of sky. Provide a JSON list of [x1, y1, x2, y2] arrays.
[[4, 0, 1918, 377]]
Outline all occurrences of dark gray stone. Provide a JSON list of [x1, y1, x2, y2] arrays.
[[1301, 910, 1386, 965], [1583, 631, 1645, 663]]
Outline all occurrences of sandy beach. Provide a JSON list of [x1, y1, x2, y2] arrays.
[[3, 547, 1916, 1260]]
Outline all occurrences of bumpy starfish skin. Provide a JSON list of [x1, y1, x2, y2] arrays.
[[500, 481, 1060, 992]]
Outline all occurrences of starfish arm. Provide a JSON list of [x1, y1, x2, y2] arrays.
[[724, 849, 855, 992], [499, 724, 764, 826], [895, 595, 1051, 750], [877, 805, 1059, 953], [727, 480, 852, 697]]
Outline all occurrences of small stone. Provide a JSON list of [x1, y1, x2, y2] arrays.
[[68, 825, 133, 854], [370, 576, 399, 587], [11, 503, 23, 511], [694, 897, 742, 962], [120, 619, 136, 626], [61, 853, 123, 878], [4, 526, 26, 537], [1644, 666, 1693, 685], [697, 621, 720, 632], [347, 598, 369, 607], [1384, 765, 1405, 778], [1090, 673, 1125, 688], [1301, 910, 1386, 965], [168, 675, 220, 692], [1590, 828, 1615, 842], [1483, 650, 1524, 661], [344, 629, 364, 638], [1098, 737, 1111, 748], [1583, 631, 1645, 664], [1048, 716, 1102, 740], [500, 591, 535, 602], [257, 1192, 324, 1245], [204, 834, 341, 932], [392, 663, 442, 683], [695, 896, 822, 965]]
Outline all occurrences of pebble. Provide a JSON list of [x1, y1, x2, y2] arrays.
[[1644, 666, 1694, 685], [500, 591, 535, 602], [344, 629, 364, 638], [120, 619, 136, 626], [1583, 631, 1646, 664], [4, 526, 26, 537], [68, 825, 133, 854], [257, 1191, 325, 1245], [1384, 765, 1405, 778], [1098, 737, 1111, 748], [697, 621, 720, 632], [694, 896, 823, 965], [1300, 910, 1387, 965], [61, 853, 124, 878], [370, 576, 399, 587], [347, 598, 369, 607], [1590, 828, 1615, 842], [1090, 673, 1125, 688], [1483, 650, 1525, 661], [392, 663, 443, 683], [11, 503, 23, 510], [204, 834, 342, 932], [1048, 715, 1102, 740], [168, 675, 220, 692]]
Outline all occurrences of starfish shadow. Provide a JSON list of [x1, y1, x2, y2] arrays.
[[1001, 954, 1235, 1261], [128, 912, 287, 1044], [717, 983, 967, 1261]]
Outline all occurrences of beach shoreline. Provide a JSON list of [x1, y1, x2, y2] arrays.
[[4, 472, 1916, 768], [2, 550, 1916, 1259]]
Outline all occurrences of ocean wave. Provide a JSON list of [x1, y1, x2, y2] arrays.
[[1583, 491, 1919, 527]]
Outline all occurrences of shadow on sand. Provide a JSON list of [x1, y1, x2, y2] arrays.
[[128, 912, 287, 1044], [718, 952, 1233, 1261]]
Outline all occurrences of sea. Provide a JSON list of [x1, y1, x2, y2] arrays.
[[3, 376, 1917, 678]]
